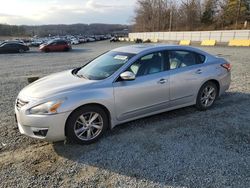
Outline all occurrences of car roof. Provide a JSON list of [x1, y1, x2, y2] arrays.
[[111, 44, 210, 56], [0, 42, 23, 46], [48, 39, 66, 43]]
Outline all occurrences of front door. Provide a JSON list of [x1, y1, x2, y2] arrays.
[[113, 51, 170, 121]]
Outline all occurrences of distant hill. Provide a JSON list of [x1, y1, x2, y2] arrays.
[[0, 23, 131, 37]]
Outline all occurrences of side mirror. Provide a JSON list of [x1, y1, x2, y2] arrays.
[[120, 71, 136, 81]]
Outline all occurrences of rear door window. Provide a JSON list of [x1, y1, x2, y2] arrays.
[[57, 41, 66, 45], [3, 43, 17, 49]]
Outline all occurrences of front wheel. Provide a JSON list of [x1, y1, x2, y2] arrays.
[[44, 48, 50, 53], [65, 105, 108, 144], [196, 82, 218, 111]]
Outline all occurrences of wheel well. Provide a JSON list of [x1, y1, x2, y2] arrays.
[[206, 79, 220, 96], [65, 103, 111, 136]]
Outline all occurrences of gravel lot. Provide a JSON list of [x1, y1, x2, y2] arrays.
[[0, 41, 250, 188]]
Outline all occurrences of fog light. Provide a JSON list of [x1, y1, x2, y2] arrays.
[[31, 127, 48, 137]]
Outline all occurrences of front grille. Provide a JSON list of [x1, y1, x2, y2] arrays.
[[16, 98, 29, 110]]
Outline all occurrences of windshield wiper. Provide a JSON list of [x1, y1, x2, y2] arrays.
[[72, 68, 89, 79], [77, 74, 89, 80]]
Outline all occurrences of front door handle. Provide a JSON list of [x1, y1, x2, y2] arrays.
[[195, 69, 202, 74], [158, 79, 167, 84]]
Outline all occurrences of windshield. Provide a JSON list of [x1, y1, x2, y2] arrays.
[[47, 40, 54, 44], [77, 51, 135, 80]]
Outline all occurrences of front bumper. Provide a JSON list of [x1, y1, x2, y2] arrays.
[[15, 106, 71, 142]]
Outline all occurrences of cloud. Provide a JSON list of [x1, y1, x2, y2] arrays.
[[0, 0, 136, 25], [85, 0, 126, 12]]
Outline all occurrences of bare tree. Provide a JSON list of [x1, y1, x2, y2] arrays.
[[133, 0, 177, 32], [133, 0, 250, 32]]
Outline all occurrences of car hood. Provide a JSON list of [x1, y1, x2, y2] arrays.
[[19, 70, 95, 99], [39, 44, 47, 48]]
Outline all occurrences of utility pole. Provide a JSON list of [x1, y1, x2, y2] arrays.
[[169, 9, 173, 31], [235, 0, 242, 29]]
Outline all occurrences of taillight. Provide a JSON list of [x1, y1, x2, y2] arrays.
[[221, 63, 231, 71]]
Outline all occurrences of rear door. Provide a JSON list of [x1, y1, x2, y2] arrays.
[[50, 42, 58, 51], [57, 41, 65, 51], [167, 50, 206, 106], [2, 44, 14, 53]]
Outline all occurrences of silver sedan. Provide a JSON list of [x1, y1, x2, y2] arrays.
[[15, 45, 231, 144]]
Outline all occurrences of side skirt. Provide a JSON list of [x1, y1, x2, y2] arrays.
[[110, 101, 195, 129]]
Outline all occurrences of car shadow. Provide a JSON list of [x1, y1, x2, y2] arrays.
[[53, 91, 250, 187]]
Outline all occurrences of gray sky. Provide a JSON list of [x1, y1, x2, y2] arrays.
[[0, 0, 137, 25]]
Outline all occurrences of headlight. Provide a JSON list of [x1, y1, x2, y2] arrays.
[[28, 99, 65, 115]]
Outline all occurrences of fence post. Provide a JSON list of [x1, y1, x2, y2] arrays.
[[220, 32, 222, 43]]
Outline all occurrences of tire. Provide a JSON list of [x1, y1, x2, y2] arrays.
[[45, 48, 50, 53], [195, 81, 218, 111], [64, 47, 69, 52], [19, 49, 24, 53], [65, 105, 108, 144]]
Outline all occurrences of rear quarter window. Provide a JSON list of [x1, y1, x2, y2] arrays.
[[196, 53, 206, 64], [168, 50, 206, 69]]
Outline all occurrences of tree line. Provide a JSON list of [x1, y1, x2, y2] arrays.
[[0, 23, 129, 37], [0, 24, 26, 36], [133, 0, 250, 32]]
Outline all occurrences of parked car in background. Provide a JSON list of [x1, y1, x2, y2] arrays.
[[1, 40, 25, 45], [86, 37, 95, 42], [15, 45, 231, 144], [78, 37, 86, 43], [135, 38, 143, 43], [71, 38, 80, 45], [13, 39, 25, 44], [110, 36, 119, 42], [39, 39, 71, 52], [0, 42, 29, 53], [29, 40, 44, 47]]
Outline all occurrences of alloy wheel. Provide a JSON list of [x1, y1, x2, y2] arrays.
[[74, 112, 104, 141], [200, 85, 216, 107]]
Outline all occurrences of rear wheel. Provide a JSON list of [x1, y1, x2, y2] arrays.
[[19, 49, 24, 53], [65, 105, 108, 144], [196, 81, 218, 111]]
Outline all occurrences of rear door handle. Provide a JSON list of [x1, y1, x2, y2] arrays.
[[158, 79, 167, 84], [195, 69, 202, 74]]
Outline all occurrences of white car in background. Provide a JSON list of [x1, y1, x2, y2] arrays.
[[86, 37, 95, 42], [71, 38, 80, 45]]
